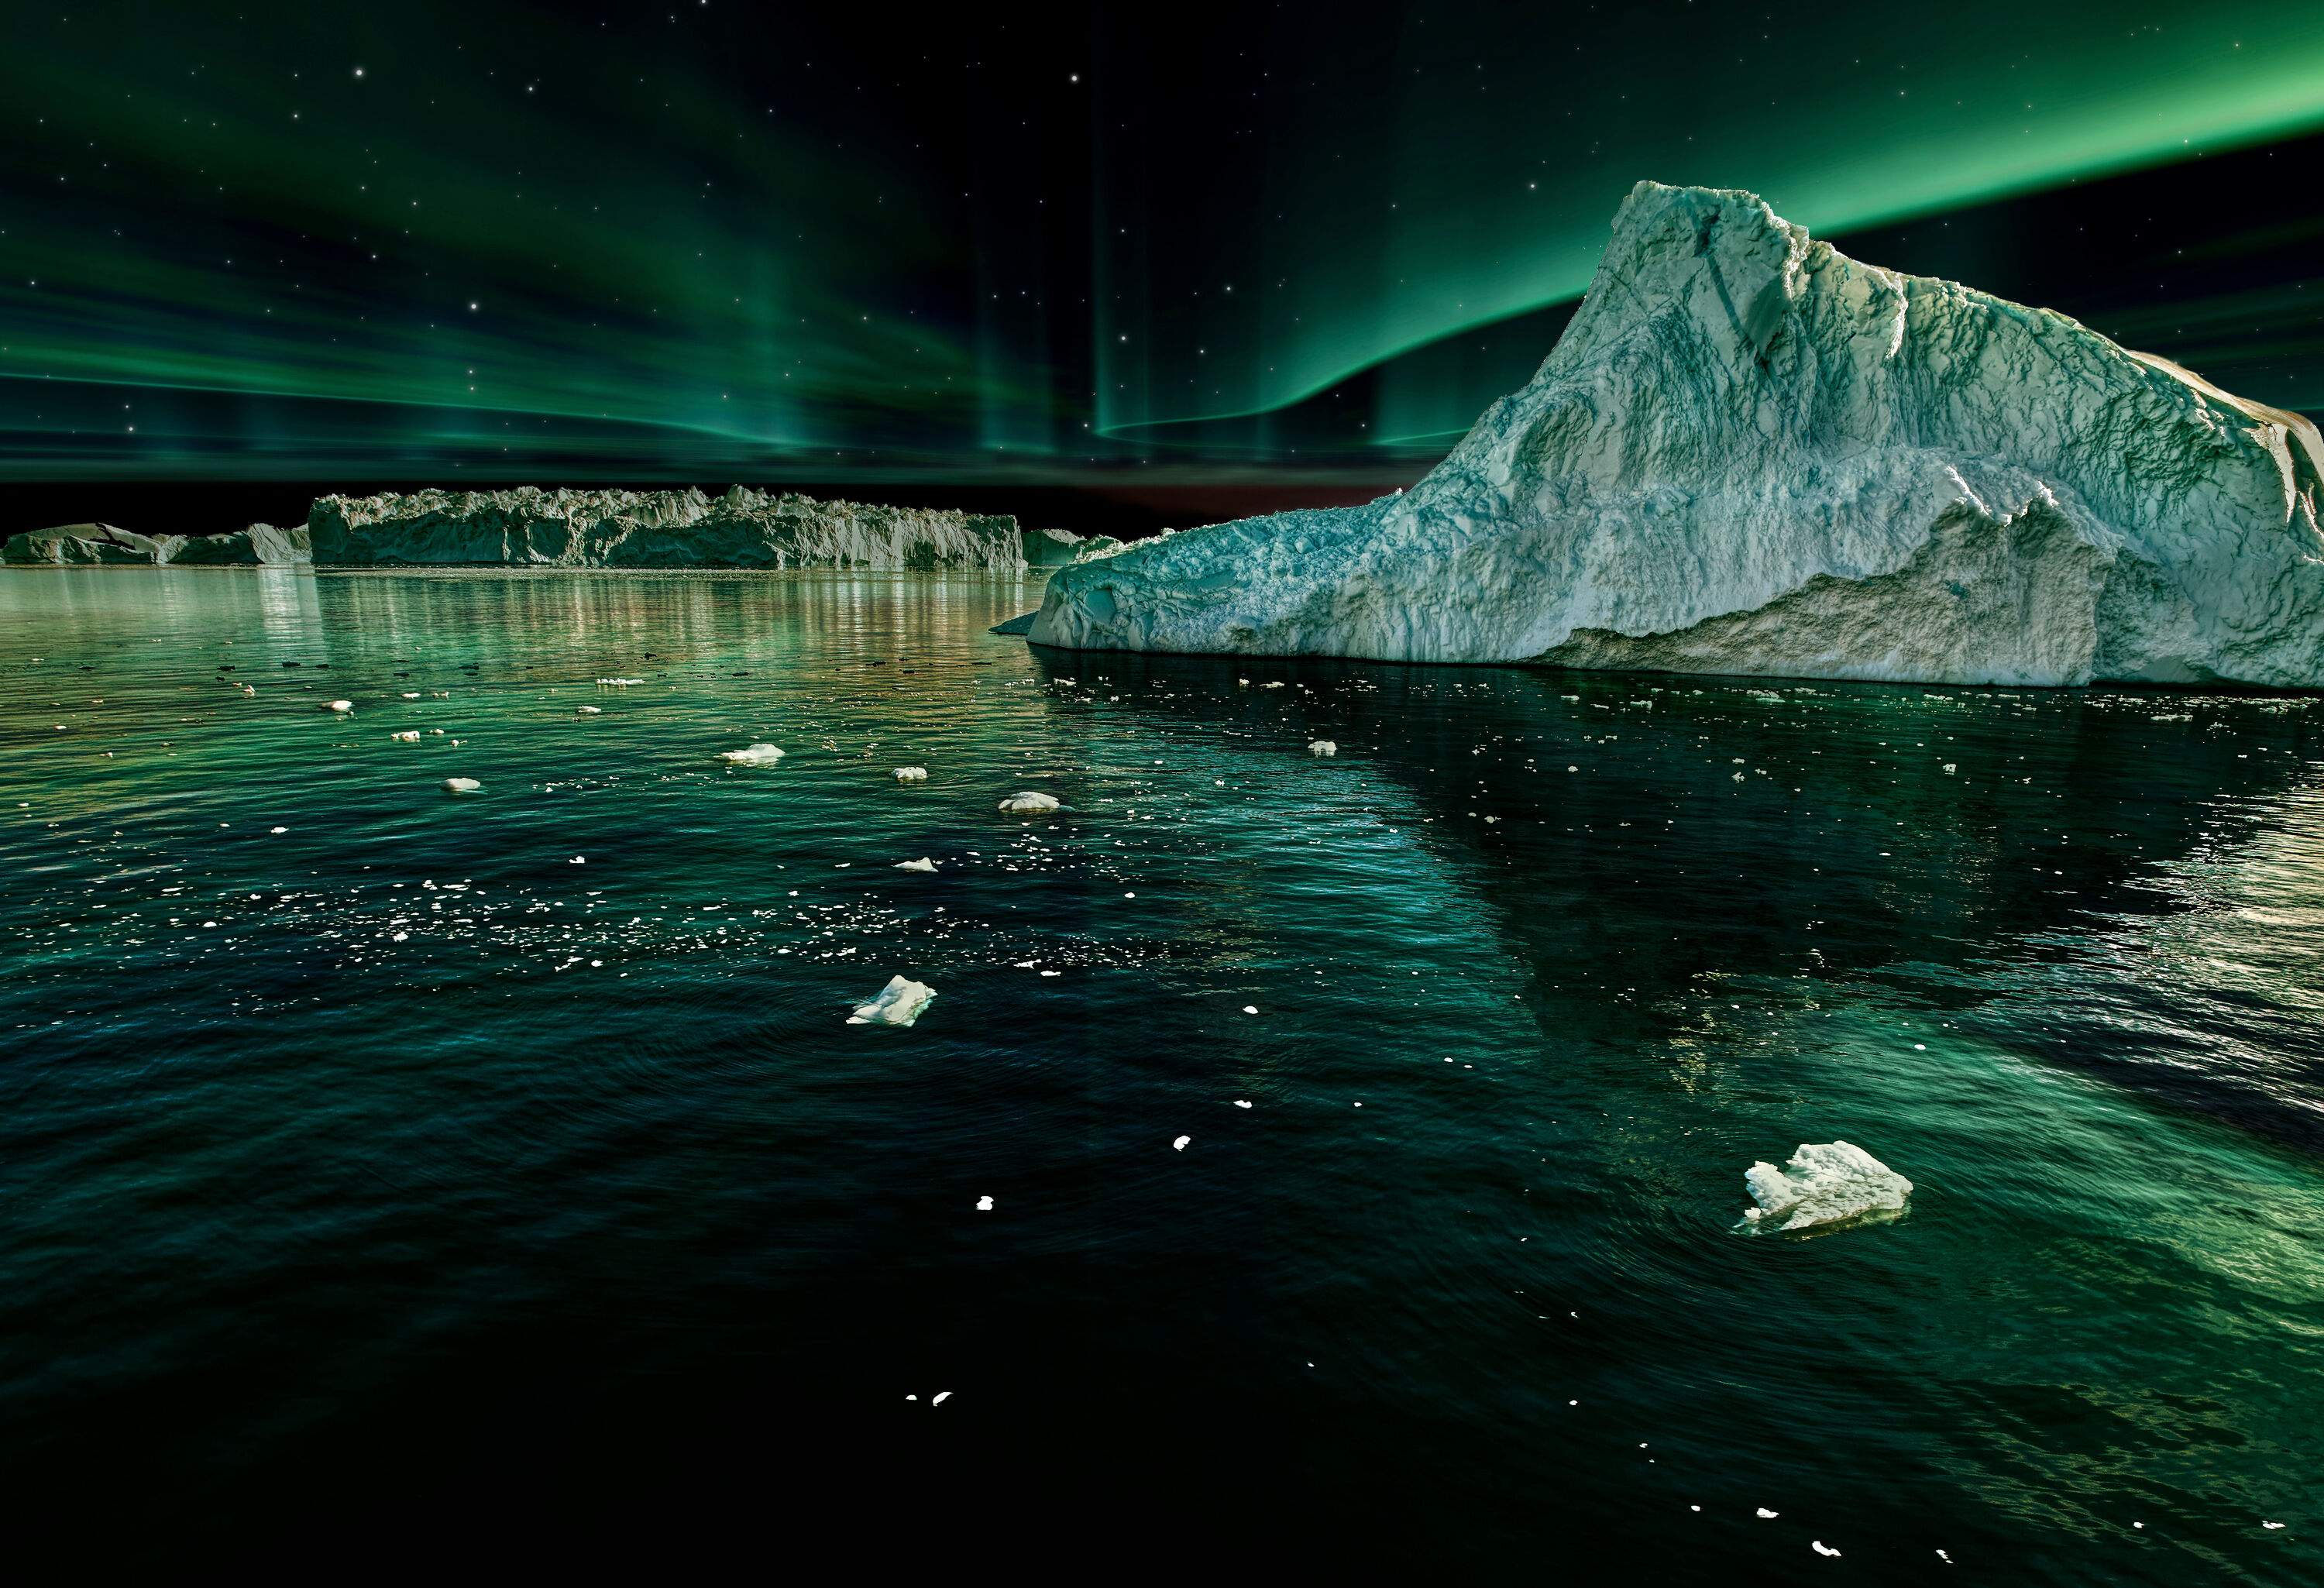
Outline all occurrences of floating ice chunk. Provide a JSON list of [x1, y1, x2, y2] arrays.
[[569, 855, 586, 864], [1173, 1135, 1191, 1151], [848, 974, 937, 1027], [893, 765, 929, 782], [1812, 1541, 1841, 1558], [1742, 1140, 1913, 1232], [1234, 1099, 1251, 1109], [1242, 1005, 1258, 1015], [390, 730, 420, 741], [2264, 1521, 2285, 1530], [1757, 1508, 1779, 1520], [932, 1390, 952, 1405], [896, 858, 938, 872], [596, 676, 641, 686], [324, 699, 352, 713], [1942, 762, 1957, 774], [720, 742, 786, 766], [576, 704, 603, 714], [270, 826, 287, 834], [401, 691, 421, 699], [976, 1195, 993, 1212], [997, 790, 1059, 813], [442, 777, 481, 793], [1308, 740, 1338, 757]]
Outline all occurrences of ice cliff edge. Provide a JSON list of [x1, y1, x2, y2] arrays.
[[1030, 181, 2324, 686]]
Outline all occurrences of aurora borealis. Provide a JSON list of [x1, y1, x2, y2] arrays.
[[4, 0, 2323, 489]]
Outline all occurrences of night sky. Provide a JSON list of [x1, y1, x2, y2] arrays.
[[5, 0, 2324, 494]]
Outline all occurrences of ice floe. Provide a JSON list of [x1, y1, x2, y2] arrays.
[[997, 790, 1060, 813], [1308, 740, 1338, 757], [720, 743, 786, 766], [893, 765, 929, 782], [1741, 1140, 1913, 1232], [442, 777, 481, 794], [895, 858, 939, 873], [848, 974, 937, 1027]]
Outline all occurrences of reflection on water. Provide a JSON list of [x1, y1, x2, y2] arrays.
[[2, 568, 2321, 1579]]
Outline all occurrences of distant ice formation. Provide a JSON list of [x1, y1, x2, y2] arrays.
[[1741, 1141, 1913, 1232], [1030, 181, 2324, 687], [305, 486, 1116, 572], [2, 523, 311, 566]]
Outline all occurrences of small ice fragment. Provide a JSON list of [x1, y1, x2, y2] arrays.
[[1742, 1141, 1913, 1232], [1812, 1541, 1841, 1558], [1942, 762, 1957, 774], [2263, 1521, 2284, 1530], [1937, 1550, 1952, 1562], [1308, 740, 1337, 757], [576, 704, 602, 714], [1241, 1005, 1257, 1015], [997, 790, 1059, 813], [848, 974, 937, 1027], [893, 765, 929, 782], [1234, 1099, 1251, 1109], [895, 858, 938, 873], [1757, 1509, 1779, 1520], [720, 743, 785, 766], [390, 730, 419, 741], [442, 777, 481, 794], [270, 826, 287, 834], [932, 1391, 951, 1406], [976, 1195, 993, 1212], [401, 691, 420, 699], [569, 855, 586, 865], [596, 676, 641, 686], [324, 699, 352, 713], [1172, 1135, 1191, 1151]]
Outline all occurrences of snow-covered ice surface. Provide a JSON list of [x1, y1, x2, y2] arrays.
[[848, 974, 937, 1027], [1032, 181, 2324, 687], [1741, 1141, 1913, 1233]]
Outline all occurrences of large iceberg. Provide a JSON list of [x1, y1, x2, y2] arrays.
[[1030, 182, 2324, 687], [308, 485, 1111, 572]]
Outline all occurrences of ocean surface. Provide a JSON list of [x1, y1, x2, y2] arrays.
[[3, 566, 2322, 1579]]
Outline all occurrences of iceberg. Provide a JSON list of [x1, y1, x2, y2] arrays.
[[1741, 1140, 1912, 1232], [2, 522, 311, 566], [849, 974, 937, 1027], [1030, 182, 2324, 688], [997, 791, 1060, 813], [305, 486, 1111, 572]]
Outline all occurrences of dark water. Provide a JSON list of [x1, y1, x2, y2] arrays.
[[3, 568, 2322, 1579]]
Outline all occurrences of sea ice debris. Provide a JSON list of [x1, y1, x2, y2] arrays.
[[894, 765, 929, 782], [1308, 740, 1338, 756], [442, 777, 481, 793], [896, 858, 938, 872], [848, 974, 937, 1027], [976, 1195, 993, 1212], [720, 742, 785, 766], [1743, 1140, 1913, 1232], [390, 730, 420, 741], [997, 790, 1060, 813], [1812, 1541, 1841, 1558], [324, 699, 352, 713], [1173, 1135, 1191, 1151]]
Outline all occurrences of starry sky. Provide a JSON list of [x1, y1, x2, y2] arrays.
[[5, 0, 2323, 495]]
